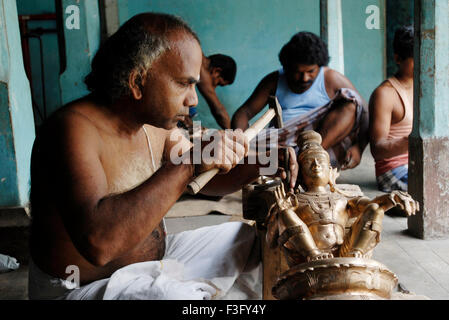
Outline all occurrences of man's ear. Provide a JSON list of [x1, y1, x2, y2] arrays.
[[211, 67, 222, 78], [393, 53, 401, 65], [128, 69, 146, 100], [210, 67, 224, 87]]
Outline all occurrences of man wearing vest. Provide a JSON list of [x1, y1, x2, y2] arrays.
[[231, 31, 369, 171], [368, 26, 414, 192]]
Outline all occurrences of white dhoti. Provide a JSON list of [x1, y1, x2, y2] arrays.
[[28, 222, 262, 300]]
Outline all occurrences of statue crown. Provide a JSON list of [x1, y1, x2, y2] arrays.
[[297, 130, 330, 163]]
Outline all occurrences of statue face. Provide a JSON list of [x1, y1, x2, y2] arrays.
[[300, 153, 331, 188]]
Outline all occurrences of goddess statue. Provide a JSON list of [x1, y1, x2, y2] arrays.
[[262, 130, 419, 299]]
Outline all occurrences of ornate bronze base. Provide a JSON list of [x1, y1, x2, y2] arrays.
[[272, 257, 398, 300]]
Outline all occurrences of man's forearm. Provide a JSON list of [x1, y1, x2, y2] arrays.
[[200, 163, 260, 196], [231, 108, 250, 130], [198, 84, 232, 129], [212, 108, 231, 129], [370, 136, 409, 161]]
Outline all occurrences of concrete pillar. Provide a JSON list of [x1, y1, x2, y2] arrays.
[[408, 0, 449, 239], [58, 0, 100, 105], [0, 0, 35, 208], [320, 0, 345, 74]]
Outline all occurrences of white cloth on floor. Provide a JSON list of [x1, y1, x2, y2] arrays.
[[28, 222, 262, 300], [102, 259, 217, 300], [0, 254, 20, 273]]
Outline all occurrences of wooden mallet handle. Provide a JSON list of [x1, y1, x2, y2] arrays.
[[187, 108, 276, 194]]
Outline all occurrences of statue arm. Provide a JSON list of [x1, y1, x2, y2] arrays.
[[277, 207, 329, 261], [347, 196, 372, 218], [348, 191, 419, 217], [372, 191, 419, 216]]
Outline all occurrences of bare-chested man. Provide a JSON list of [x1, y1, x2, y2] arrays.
[[28, 13, 297, 300], [369, 26, 414, 192], [231, 32, 369, 170]]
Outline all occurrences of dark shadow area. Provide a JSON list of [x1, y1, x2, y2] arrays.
[[0, 226, 30, 267], [385, 206, 408, 218], [0, 226, 30, 300]]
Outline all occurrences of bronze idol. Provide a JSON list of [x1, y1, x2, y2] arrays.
[[244, 130, 419, 300]]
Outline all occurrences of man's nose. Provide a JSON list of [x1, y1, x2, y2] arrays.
[[185, 87, 198, 107], [302, 73, 311, 83]]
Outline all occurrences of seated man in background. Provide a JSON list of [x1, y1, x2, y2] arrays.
[[181, 53, 236, 130], [28, 13, 297, 300], [369, 25, 414, 192], [231, 31, 369, 171]]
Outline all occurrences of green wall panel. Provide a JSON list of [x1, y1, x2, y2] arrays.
[[342, 0, 386, 101], [122, 0, 321, 129], [0, 0, 35, 207]]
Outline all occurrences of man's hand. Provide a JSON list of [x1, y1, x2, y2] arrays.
[[277, 147, 298, 191], [341, 144, 362, 170], [194, 129, 249, 175]]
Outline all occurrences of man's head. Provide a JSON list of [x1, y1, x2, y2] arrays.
[[279, 32, 329, 93], [85, 13, 203, 129], [207, 54, 237, 87], [393, 25, 414, 75]]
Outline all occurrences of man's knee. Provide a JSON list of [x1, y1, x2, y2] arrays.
[[321, 101, 357, 129], [338, 101, 357, 116]]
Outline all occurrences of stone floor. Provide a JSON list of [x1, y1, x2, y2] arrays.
[[1, 149, 449, 300]]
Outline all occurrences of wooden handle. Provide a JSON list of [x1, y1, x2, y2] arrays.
[[187, 108, 276, 194]]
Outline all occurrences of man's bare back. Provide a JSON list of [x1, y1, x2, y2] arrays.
[[376, 80, 412, 122], [369, 76, 413, 162], [30, 98, 170, 284]]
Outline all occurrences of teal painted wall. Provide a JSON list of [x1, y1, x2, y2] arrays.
[[59, 0, 100, 105], [0, 83, 19, 206], [16, 0, 101, 121], [0, 0, 35, 207], [121, 0, 321, 128], [14, 0, 388, 129], [342, 0, 386, 101], [17, 0, 61, 126], [413, 0, 449, 139], [119, 0, 386, 127]]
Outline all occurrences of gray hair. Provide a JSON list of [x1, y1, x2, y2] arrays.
[[85, 13, 199, 104]]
